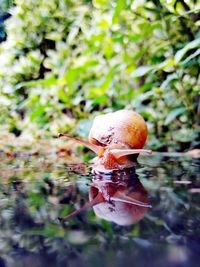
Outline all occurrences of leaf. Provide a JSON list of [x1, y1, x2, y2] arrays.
[[132, 59, 173, 78], [181, 49, 200, 65], [155, 59, 174, 71], [61, 67, 82, 95], [173, 128, 197, 142], [132, 66, 152, 78], [160, 73, 178, 90], [75, 119, 92, 138], [175, 38, 200, 65], [67, 27, 79, 44], [164, 107, 186, 125], [87, 69, 113, 97], [93, 0, 110, 8], [15, 76, 57, 90], [112, 0, 126, 24], [131, 91, 154, 107], [58, 88, 69, 104]]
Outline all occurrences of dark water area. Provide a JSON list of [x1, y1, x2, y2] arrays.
[[0, 154, 199, 267]]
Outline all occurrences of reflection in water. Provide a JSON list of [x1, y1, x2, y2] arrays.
[[0, 156, 199, 267], [61, 168, 151, 225]]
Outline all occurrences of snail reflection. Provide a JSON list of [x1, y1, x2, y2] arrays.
[[61, 168, 151, 226]]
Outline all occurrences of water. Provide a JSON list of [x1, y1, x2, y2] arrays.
[[0, 153, 199, 267]]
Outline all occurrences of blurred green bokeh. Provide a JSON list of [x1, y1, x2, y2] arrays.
[[0, 0, 199, 151]]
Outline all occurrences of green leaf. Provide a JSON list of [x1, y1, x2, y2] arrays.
[[181, 49, 200, 65], [87, 69, 113, 97], [155, 59, 174, 71], [60, 67, 82, 95], [132, 66, 152, 78], [175, 38, 200, 65], [112, 0, 126, 24], [160, 73, 178, 90], [15, 76, 57, 90], [58, 88, 69, 104], [164, 107, 186, 125], [173, 128, 197, 142], [93, 0, 110, 8]]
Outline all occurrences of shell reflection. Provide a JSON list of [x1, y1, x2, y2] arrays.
[[61, 168, 151, 226], [90, 168, 151, 225]]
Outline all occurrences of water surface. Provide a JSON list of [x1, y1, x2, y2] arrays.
[[0, 154, 199, 267]]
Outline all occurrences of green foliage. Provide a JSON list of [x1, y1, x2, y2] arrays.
[[0, 0, 199, 151]]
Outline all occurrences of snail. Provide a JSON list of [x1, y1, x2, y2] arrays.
[[59, 109, 151, 172], [59, 168, 151, 225]]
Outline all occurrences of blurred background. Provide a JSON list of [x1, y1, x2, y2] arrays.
[[0, 2, 200, 266], [0, 0, 199, 152]]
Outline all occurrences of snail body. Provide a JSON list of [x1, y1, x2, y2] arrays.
[[59, 109, 151, 171]]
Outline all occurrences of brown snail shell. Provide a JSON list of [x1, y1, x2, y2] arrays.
[[88, 110, 148, 150]]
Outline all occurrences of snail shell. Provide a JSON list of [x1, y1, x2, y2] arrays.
[[88, 110, 148, 150]]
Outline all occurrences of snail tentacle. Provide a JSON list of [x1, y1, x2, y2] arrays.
[[58, 133, 103, 155], [110, 148, 152, 159]]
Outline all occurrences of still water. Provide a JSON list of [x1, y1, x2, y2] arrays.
[[0, 153, 199, 267]]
